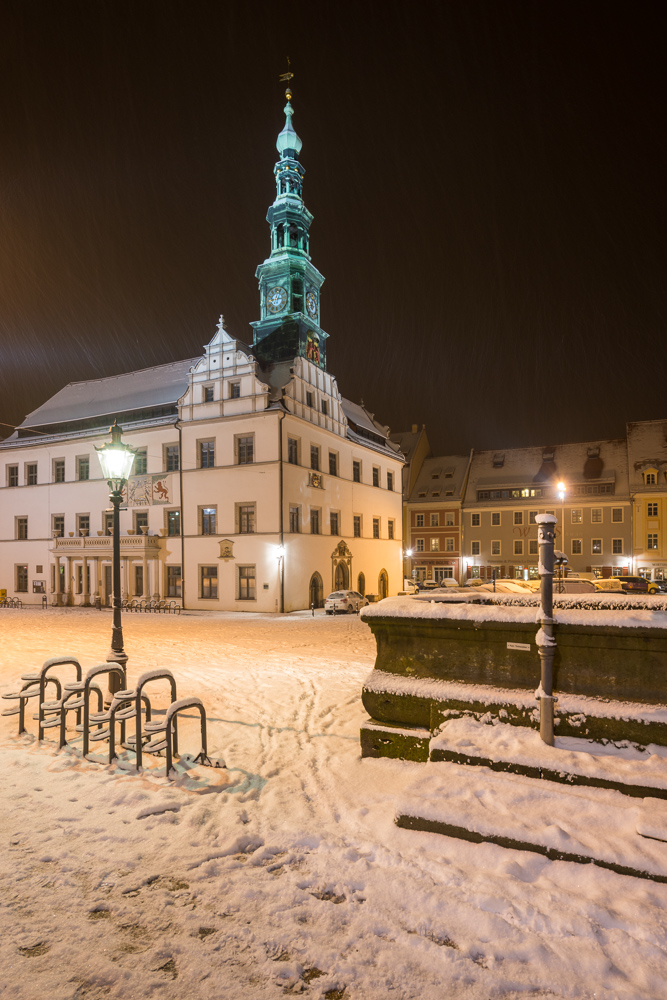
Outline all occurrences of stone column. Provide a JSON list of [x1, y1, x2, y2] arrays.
[[54, 555, 61, 604], [153, 559, 161, 601], [82, 555, 89, 605], [91, 557, 99, 601], [142, 551, 148, 600]]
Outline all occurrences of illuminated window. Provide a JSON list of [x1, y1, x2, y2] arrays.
[[592, 539, 602, 554], [238, 565, 256, 601], [200, 507, 217, 535], [591, 508, 602, 523], [645, 472, 657, 485], [571, 509, 582, 524], [648, 534, 659, 550], [430, 538, 439, 551], [201, 566, 218, 599]]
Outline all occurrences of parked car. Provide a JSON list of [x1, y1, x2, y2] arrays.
[[614, 575, 649, 594], [324, 590, 369, 614], [553, 578, 597, 594], [648, 580, 667, 594]]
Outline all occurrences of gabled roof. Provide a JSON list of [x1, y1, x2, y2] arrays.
[[390, 428, 425, 463], [465, 438, 629, 502], [626, 420, 667, 489], [408, 455, 470, 502], [17, 358, 197, 431]]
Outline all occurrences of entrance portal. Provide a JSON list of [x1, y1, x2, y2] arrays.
[[334, 561, 349, 590], [378, 569, 389, 600], [309, 572, 324, 609]]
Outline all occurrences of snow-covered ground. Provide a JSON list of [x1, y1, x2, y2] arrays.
[[2, 608, 667, 1000]]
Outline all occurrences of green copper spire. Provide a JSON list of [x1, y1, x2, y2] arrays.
[[251, 85, 328, 369]]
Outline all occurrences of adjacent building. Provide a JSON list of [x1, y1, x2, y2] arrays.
[[627, 420, 667, 582], [0, 90, 404, 610], [462, 439, 632, 580]]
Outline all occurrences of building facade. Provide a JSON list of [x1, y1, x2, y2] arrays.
[[462, 439, 632, 580], [627, 420, 667, 581], [0, 91, 404, 610], [402, 455, 471, 584]]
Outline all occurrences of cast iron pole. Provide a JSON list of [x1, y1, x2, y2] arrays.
[[535, 513, 557, 745]]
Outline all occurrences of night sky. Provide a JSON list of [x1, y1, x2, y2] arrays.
[[1, 0, 665, 455]]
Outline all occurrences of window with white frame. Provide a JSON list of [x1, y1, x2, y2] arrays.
[[592, 539, 602, 554], [134, 511, 148, 534], [491, 512, 501, 526], [77, 456, 90, 481], [430, 538, 439, 551], [26, 463, 37, 485], [591, 508, 602, 523], [645, 472, 657, 485], [53, 459, 65, 483], [471, 513, 480, 527], [416, 514, 424, 527], [167, 566, 182, 598], [491, 540, 501, 556], [571, 538, 582, 555], [648, 533, 659, 550], [445, 512, 454, 526], [612, 507, 623, 522], [77, 514, 90, 536], [612, 538, 623, 554], [445, 537, 454, 551], [571, 509, 582, 524], [430, 513, 439, 527], [514, 512, 523, 526], [471, 541, 480, 556], [529, 539, 538, 555], [514, 539, 523, 555], [416, 538, 424, 552], [7, 465, 18, 487], [529, 511, 538, 524], [16, 517, 28, 540], [52, 514, 65, 537]]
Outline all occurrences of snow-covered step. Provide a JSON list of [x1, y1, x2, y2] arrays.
[[396, 761, 667, 883], [430, 717, 667, 799]]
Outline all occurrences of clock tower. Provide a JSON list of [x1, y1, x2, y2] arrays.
[[250, 88, 329, 369]]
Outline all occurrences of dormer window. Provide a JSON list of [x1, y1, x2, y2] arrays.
[[587, 446, 600, 459], [493, 453, 505, 468], [644, 471, 658, 485]]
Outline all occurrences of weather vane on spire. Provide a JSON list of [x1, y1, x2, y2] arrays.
[[279, 56, 294, 100]]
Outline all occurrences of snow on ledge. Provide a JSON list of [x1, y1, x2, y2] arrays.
[[361, 596, 667, 630]]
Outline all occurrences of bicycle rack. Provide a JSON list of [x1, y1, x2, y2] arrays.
[[87, 691, 152, 765], [34, 657, 83, 741], [115, 669, 178, 772], [2, 675, 61, 735], [144, 696, 224, 777], [64, 663, 127, 758]]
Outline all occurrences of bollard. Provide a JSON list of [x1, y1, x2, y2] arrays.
[[535, 513, 558, 746], [311, 601, 314, 617]]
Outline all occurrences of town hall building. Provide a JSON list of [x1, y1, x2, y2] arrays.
[[0, 89, 404, 611]]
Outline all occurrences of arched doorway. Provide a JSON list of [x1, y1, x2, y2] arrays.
[[309, 572, 324, 609], [357, 572, 365, 596], [378, 569, 389, 600], [335, 561, 349, 590]]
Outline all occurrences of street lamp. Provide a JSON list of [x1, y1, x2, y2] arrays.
[[95, 422, 137, 687]]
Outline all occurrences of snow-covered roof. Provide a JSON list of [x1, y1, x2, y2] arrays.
[[390, 428, 424, 463], [465, 438, 629, 503], [342, 399, 402, 459], [408, 454, 470, 503], [626, 420, 667, 489], [17, 358, 198, 430]]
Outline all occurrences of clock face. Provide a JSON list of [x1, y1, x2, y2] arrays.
[[306, 291, 318, 318], [266, 286, 288, 314]]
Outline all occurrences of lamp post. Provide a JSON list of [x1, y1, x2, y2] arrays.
[[95, 422, 136, 692], [403, 548, 413, 589]]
